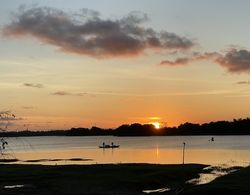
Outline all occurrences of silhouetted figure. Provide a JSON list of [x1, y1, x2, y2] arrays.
[[0, 139, 7, 150], [111, 142, 114, 147], [103, 142, 105, 147], [211, 137, 214, 142]]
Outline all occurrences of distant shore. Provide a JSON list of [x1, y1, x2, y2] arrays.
[[0, 163, 249, 195], [2, 118, 250, 137]]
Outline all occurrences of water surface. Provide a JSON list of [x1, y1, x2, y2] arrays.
[[2, 136, 250, 166]]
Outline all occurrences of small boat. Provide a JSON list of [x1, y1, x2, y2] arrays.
[[99, 144, 120, 149]]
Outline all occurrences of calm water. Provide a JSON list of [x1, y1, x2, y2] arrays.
[[2, 136, 250, 166]]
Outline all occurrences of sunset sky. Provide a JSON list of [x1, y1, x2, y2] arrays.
[[1, 0, 250, 130]]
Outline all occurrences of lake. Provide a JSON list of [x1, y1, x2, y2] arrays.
[[2, 136, 250, 166]]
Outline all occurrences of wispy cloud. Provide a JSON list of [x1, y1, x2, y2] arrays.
[[51, 91, 71, 96], [160, 49, 250, 74], [2, 6, 195, 58], [51, 91, 88, 97], [51, 89, 236, 98], [236, 81, 250, 85], [160, 52, 220, 66], [23, 83, 43, 88], [22, 106, 35, 109], [160, 57, 191, 66]]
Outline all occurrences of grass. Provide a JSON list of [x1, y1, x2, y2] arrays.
[[0, 163, 207, 195]]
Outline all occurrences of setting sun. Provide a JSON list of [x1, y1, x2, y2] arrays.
[[152, 122, 160, 129]]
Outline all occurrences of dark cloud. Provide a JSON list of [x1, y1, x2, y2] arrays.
[[2, 6, 195, 58], [23, 83, 43, 88], [160, 49, 250, 74], [216, 49, 250, 73]]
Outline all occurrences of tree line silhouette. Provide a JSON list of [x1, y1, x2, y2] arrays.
[[1, 118, 250, 137]]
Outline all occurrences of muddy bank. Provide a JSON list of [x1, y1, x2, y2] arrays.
[[0, 163, 206, 195]]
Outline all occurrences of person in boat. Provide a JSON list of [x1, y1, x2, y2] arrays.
[[111, 142, 114, 147], [102, 142, 105, 147], [209, 137, 214, 142], [1, 138, 7, 149]]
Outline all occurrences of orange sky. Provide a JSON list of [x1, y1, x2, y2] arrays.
[[1, 0, 250, 130]]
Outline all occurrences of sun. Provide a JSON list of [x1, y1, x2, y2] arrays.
[[152, 122, 160, 129]]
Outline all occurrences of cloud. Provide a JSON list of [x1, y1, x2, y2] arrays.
[[23, 83, 43, 88], [51, 91, 71, 96], [236, 81, 250, 85], [2, 6, 195, 58], [75, 92, 88, 96], [160, 49, 250, 74], [160, 52, 220, 66], [216, 49, 250, 73], [160, 57, 192, 66], [51, 91, 88, 96], [22, 106, 35, 109]]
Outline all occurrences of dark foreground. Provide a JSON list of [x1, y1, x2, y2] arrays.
[[0, 163, 249, 195]]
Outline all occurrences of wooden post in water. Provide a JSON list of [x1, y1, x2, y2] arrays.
[[182, 142, 186, 164]]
